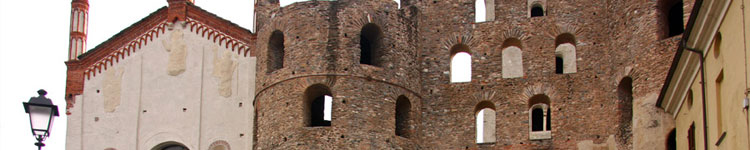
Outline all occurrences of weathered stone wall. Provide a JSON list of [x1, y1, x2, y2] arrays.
[[67, 23, 256, 150], [253, 0, 422, 149], [252, 0, 695, 149]]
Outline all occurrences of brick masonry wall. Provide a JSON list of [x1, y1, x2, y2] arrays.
[[252, 0, 692, 149]]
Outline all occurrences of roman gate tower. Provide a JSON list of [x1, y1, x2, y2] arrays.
[[253, 0, 421, 149]]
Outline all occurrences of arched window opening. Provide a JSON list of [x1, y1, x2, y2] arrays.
[[450, 44, 472, 83], [528, 94, 551, 140], [394, 0, 401, 9], [475, 101, 496, 144], [617, 77, 633, 146], [209, 140, 230, 150], [305, 84, 332, 127], [667, 1, 684, 37], [502, 38, 524, 78], [530, 4, 545, 17], [554, 33, 577, 74], [267, 30, 284, 73], [474, 0, 495, 22], [396, 96, 411, 137], [360, 23, 383, 67], [152, 142, 188, 150], [666, 129, 676, 150]]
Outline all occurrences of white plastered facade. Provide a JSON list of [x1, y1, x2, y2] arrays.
[[65, 23, 256, 150]]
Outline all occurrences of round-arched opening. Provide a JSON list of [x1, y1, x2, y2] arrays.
[[450, 44, 472, 83], [530, 4, 544, 17], [395, 95, 411, 137], [475, 101, 496, 144], [528, 94, 550, 108], [554, 33, 576, 47], [304, 84, 333, 127], [360, 23, 383, 66], [152, 142, 188, 150], [267, 30, 285, 73], [501, 38, 523, 50], [474, 101, 496, 115]]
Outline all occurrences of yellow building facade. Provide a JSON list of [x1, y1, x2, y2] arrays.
[[658, 0, 750, 149]]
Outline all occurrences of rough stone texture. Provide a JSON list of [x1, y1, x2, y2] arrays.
[[212, 45, 239, 98], [103, 67, 123, 112], [163, 25, 188, 76], [251, 0, 693, 149]]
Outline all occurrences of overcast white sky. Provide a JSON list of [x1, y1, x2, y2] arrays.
[[0, 0, 472, 149]]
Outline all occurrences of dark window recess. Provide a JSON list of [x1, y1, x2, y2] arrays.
[[667, 2, 684, 37], [360, 23, 383, 66], [532, 108, 544, 131], [667, 129, 676, 150], [546, 107, 551, 130], [267, 30, 284, 73], [395, 96, 411, 137], [531, 5, 544, 17], [555, 56, 564, 74], [311, 95, 331, 126]]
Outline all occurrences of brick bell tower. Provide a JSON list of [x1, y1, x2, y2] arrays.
[[64, 0, 89, 115], [68, 0, 89, 60]]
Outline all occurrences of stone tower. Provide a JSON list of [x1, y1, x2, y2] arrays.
[[253, 0, 421, 149], [249, 0, 691, 149]]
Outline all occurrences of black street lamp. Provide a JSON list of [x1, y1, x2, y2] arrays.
[[22, 89, 59, 150]]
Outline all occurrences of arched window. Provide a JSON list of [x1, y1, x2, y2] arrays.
[[395, 96, 411, 137], [528, 94, 551, 140], [664, 0, 684, 37], [617, 77, 633, 146], [475, 0, 495, 22], [360, 23, 383, 67], [209, 140, 230, 150], [450, 44, 472, 83], [530, 4, 544, 17], [501, 38, 524, 78], [554, 33, 577, 74], [528, 0, 546, 18], [304, 84, 332, 127], [475, 101, 496, 144], [268, 30, 284, 73], [394, 0, 401, 9], [152, 142, 188, 150]]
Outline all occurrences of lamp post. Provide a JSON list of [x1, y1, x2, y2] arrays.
[[22, 89, 59, 150]]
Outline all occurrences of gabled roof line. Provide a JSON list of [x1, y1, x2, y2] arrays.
[[78, 4, 257, 80]]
